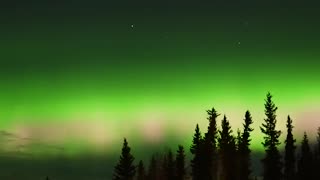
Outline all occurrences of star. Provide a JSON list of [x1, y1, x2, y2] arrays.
[[131, 24, 134, 28]]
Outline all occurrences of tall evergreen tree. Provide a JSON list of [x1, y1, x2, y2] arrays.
[[218, 115, 237, 180], [176, 145, 186, 180], [284, 116, 296, 180], [190, 124, 203, 180], [297, 132, 313, 180], [235, 128, 242, 180], [147, 155, 159, 180], [238, 111, 254, 180], [260, 92, 282, 180], [137, 160, 146, 180], [163, 149, 175, 180], [203, 108, 220, 180], [113, 138, 136, 180]]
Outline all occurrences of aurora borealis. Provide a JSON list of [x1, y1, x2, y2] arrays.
[[1, 1, 320, 179]]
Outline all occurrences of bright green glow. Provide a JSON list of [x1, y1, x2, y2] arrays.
[[1, 15, 320, 156]]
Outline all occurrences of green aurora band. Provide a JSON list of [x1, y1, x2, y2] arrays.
[[0, 1, 320, 156]]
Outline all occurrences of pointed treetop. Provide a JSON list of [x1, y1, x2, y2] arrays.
[[221, 115, 232, 133], [113, 138, 136, 180], [260, 92, 281, 144], [176, 145, 186, 180], [219, 115, 234, 144], [302, 132, 308, 142], [287, 116, 293, 128], [195, 124, 201, 134], [137, 160, 146, 180], [265, 92, 278, 112], [206, 108, 220, 121], [245, 110, 251, 118], [243, 110, 254, 132], [301, 132, 311, 154], [190, 124, 202, 154]]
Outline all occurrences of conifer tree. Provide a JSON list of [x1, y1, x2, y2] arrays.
[[284, 116, 296, 180], [203, 108, 220, 180], [238, 111, 254, 180], [176, 145, 186, 180], [147, 155, 159, 180], [190, 124, 203, 180], [298, 132, 313, 180], [113, 138, 136, 180], [163, 149, 175, 180], [235, 129, 242, 180], [218, 115, 237, 180], [137, 160, 146, 180], [260, 93, 282, 180]]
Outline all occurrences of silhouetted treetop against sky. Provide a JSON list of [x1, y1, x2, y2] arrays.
[[260, 93, 282, 180], [108, 94, 319, 180], [113, 138, 136, 180], [137, 160, 146, 180], [238, 110, 254, 180], [284, 116, 296, 180], [218, 115, 237, 180], [109, 93, 320, 180], [175, 145, 186, 180], [298, 132, 314, 180]]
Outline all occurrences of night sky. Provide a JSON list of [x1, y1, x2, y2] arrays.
[[1, 1, 320, 179]]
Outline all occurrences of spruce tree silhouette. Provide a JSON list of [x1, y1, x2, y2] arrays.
[[190, 124, 204, 180], [163, 149, 175, 180], [113, 138, 136, 180], [235, 128, 242, 180], [137, 160, 146, 180], [218, 115, 237, 180], [176, 145, 186, 180], [147, 155, 159, 180], [203, 108, 220, 180], [298, 132, 314, 180], [284, 116, 296, 180], [238, 111, 254, 180], [260, 93, 282, 180]]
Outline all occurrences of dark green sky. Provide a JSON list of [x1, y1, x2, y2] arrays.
[[0, 1, 320, 179]]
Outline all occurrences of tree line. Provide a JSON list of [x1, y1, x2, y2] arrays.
[[112, 93, 320, 180]]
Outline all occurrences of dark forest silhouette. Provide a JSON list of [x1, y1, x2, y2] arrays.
[[112, 93, 320, 180]]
